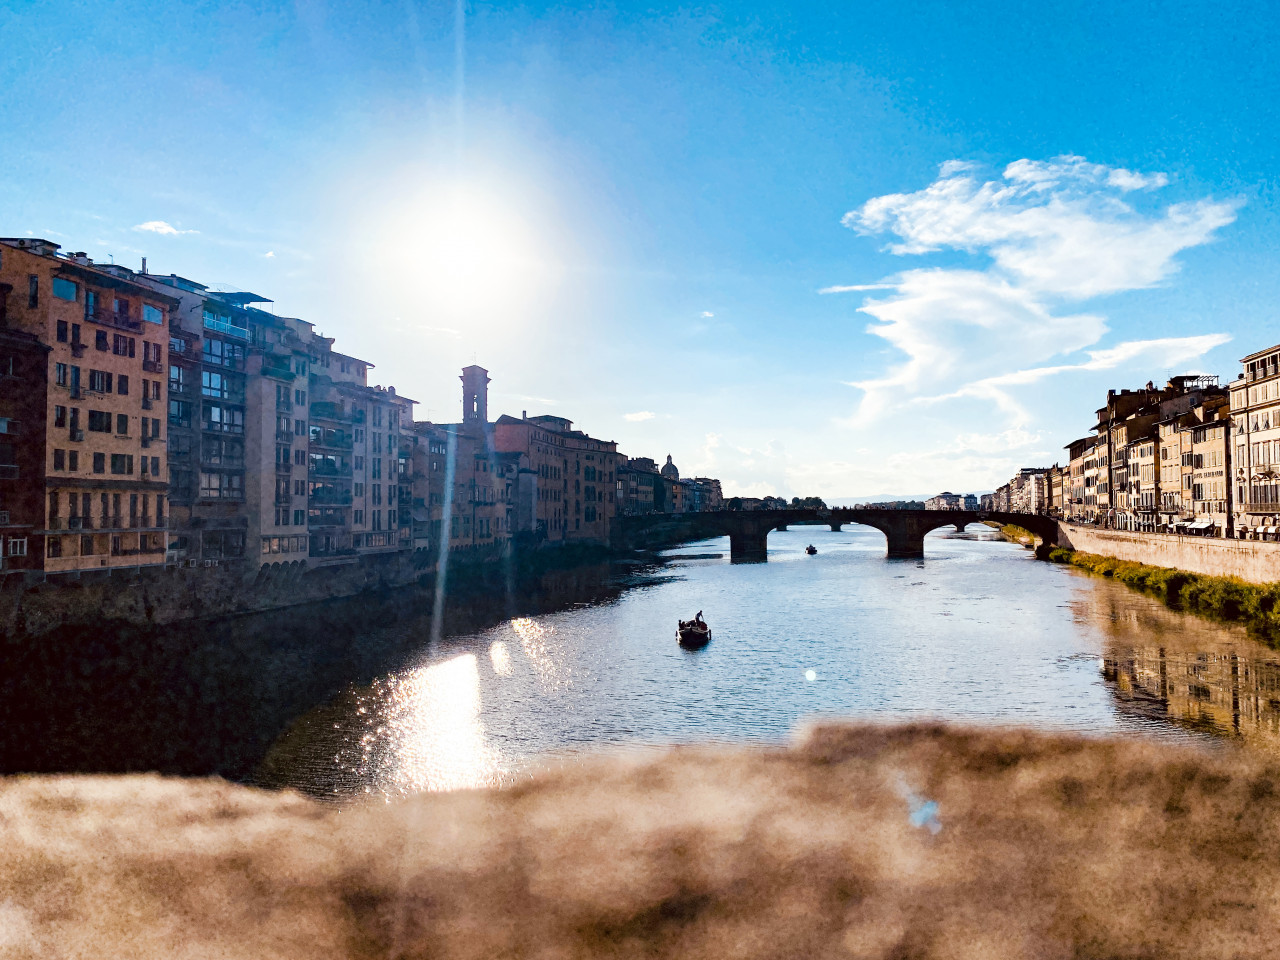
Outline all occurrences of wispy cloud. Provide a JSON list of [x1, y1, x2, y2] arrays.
[[264, 251, 275, 258], [624, 411, 655, 422], [834, 156, 1241, 426], [699, 311, 714, 318], [133, 220, 198, 236]]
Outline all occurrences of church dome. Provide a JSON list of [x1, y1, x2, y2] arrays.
[[660, 454, 680, 480]]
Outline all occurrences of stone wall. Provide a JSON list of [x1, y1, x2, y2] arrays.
[[4, 723, 1280, 960], [1056, 522, 1280, 583]]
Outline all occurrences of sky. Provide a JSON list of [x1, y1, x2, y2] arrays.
[[2, 0, 1279, 499]]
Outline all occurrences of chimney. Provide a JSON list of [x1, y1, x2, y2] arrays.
[[141, 257, 147, 275]]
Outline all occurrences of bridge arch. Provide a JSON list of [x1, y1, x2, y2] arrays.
[[617, 508, 1062, 562]]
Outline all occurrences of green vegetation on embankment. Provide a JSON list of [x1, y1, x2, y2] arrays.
[[1046, 546, 1280, 640]]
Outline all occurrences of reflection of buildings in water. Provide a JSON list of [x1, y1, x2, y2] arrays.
[[1068, 574, 1280, 751], [1105, 647, 1280, 751]]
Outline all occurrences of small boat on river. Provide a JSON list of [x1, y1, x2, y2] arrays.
[[806, 544, 818, 555], [678, 611, 711, 648]]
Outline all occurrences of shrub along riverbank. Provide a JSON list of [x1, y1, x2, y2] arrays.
[[1046, 546, 1280, 641]]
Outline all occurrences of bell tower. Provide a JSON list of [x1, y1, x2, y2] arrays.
[[461, 364, 490, 429]]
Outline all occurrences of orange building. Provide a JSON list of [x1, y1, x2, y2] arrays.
[[0, 239, 177, 571]]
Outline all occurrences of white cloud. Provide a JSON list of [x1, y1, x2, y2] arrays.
[[133, 220, 198, 236], [624, 411, 655, 422], [834, 156, 1240, 428], [264, 250, 275, 258], [700, 311, 714, 318]]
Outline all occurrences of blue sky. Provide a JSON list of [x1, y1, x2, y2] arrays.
[[3, 0, 1278, 498]]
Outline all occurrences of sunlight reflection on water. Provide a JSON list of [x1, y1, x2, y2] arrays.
[[263, 527, 1280, 799]]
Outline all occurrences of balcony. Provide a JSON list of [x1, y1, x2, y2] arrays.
[[276, 429, 294, 443], [1243, 501, 1280, 514], [85, 310, 143, 333], [202, 316, 250, 340], [275, 491, 292, 506], [309, 462, 352, 478], [142, 396, 153, 410], [70, 341, 86, 358], [309, 401, 352, 423], [142, 360, 163, 373], [309, 431, 352, 450], [309, 489, 353, 506], [275, 460, 293, 474], [262, 357, 293, 381], [308, 511, 347, 528]]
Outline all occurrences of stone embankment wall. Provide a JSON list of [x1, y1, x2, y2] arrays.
[[1056, 522, 1280, 583], [0, 548, 479, 637]]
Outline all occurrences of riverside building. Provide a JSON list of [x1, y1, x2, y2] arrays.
[[0, 239, 178, 571], [1231, 345, 1280, 537]]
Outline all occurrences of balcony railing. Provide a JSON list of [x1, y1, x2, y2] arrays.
[[202, 316, 251, 340], [310, 433, 353, 450], [309, 463, 352, 477], [309, 402, 352, 422], [263, 362, 293, 381], [87, 310, 143, 332], [276, 429, 294, 443], [142, 360, 163, 373], [1242, 500, 1280, 514], [275, 460, 293, 474], [308, 490, 353, 506]]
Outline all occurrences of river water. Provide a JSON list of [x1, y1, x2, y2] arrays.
[[7, 525, 1280, 795], [250, 526, 1280, 799]]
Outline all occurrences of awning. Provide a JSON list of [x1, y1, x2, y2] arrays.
[[1186, 521, 1214, 531]]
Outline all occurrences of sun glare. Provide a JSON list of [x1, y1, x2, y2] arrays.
[[375, 179, 563, 324]]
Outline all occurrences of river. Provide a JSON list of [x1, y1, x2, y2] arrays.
[[6, 525, 1280, 795]]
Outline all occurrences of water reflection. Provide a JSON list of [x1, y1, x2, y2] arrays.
[[17, 526, 1280, 793], [1072, 573, 1280, 751]]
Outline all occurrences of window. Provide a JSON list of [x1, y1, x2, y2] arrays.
[[88, 369, 112, 393], [116, 414, 129, 435], [54, 406, 67, 428], [294, 448, 305, 465], [95, 330, 109, 351], [117, 374, 128, 395], [53, 449, 65, 470], [200, 471, 244, 499], [57, 320, 68, 342], [354, 482, 364, 497], [294, 389, 306, 406], [110, 454, 133, 475], [204, 438, 244, 465], [112, 334, 135, 357], [169, 399, 192, 427], [52, 277, 77, 301], [143, 304, 163, 324], [143, 340, 161, 365], [372, 458, 381, 479], [92, 452, 105, 473], [295, 418, 306, 435], [203, 403, 244, 434], [87, 410, 111, 432], [294, 479, 305, 495], [55, 363, 67, 386], [84, 290, 97, 319], [27, 275, 38, 309], [353, 509, 364, 525], [354, 455, 364, 471], [202, 338, 243, 369], [202, 370, 229, 398]]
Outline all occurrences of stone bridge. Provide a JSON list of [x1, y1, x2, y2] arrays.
[[615, 509, 1061, 562]]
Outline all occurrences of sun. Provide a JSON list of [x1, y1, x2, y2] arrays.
[[374, 178, 562, 325]]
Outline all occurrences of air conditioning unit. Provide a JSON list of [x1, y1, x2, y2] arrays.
[[203, 559, 214, 567], [187, 558, 198, 568]]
